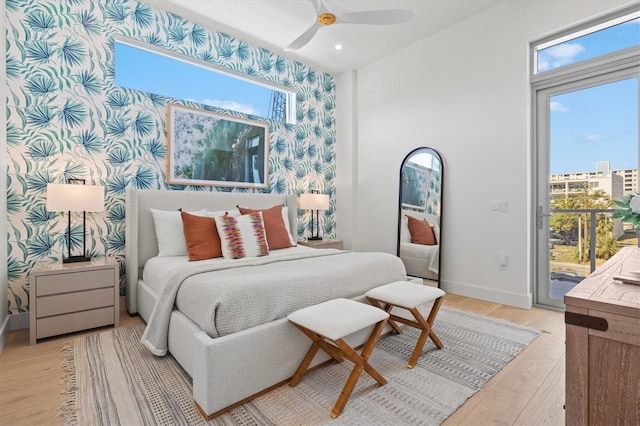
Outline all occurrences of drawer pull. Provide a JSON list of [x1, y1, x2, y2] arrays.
[[565, 312, 608, 331]]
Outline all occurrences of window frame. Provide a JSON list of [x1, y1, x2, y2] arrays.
[[530, 4, 640, 82], [530, 4, 640, 309], [114, 35, 297, 124]]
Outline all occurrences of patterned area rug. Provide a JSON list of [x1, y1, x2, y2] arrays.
[[61, 307, 540, 425]]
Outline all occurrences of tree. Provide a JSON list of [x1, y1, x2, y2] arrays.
[[550, 188, 614, 263]]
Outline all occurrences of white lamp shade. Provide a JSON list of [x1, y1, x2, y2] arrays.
[[299, 193, 329, 210], [46, 183, 105, 212]]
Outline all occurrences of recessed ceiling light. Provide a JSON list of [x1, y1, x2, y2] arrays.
[[334, 44, 343, 50]]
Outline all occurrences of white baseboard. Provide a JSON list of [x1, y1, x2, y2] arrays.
[[441, 279, 532, 309]]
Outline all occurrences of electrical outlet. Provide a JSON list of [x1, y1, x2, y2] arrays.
[[499, 254, 508, 270]]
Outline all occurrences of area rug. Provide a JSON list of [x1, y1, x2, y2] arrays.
[[60, 307, 540, 425]]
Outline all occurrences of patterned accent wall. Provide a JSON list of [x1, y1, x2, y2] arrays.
[[5, 0, 336, 314], [401, 165, 441, 215], [426, 169, 441, 216]]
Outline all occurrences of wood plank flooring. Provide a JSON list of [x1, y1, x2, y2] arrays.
[[0, 294, 566, 425]]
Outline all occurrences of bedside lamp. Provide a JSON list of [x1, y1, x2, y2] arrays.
[[299, 192, 330, 241], [47, 180, 105, 263]]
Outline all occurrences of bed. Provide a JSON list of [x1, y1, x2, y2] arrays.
[[399, 210, 440, 280], [125, 189, 408, 418]]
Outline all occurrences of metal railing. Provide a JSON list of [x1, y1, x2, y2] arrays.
[[550, 208, 622, 273]]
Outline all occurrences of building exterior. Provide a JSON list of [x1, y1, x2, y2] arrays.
[[612, 168, 638, 195], [550, 161, 634, 201], [549, 162, 632, 239]]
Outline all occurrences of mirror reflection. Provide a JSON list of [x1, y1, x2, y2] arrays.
[[398, 148, 443, 286]]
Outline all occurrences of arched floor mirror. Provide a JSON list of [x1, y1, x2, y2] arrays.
[[397, 147, 444, 287]]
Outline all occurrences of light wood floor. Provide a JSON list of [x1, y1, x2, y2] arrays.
[[0, 294, 566, 425]]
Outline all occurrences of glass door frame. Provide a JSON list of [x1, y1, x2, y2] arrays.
[[532, 52, 639, 309]]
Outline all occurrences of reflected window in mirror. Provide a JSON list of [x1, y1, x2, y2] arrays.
[[398, 148, 443, 287]]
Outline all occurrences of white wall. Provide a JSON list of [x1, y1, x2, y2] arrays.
[[335, 70, 358, 250], [336, 0, 633, 308]]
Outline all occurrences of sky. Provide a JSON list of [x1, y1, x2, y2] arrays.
[[115, 42, 274, 118], [541, 17, 639, 174]]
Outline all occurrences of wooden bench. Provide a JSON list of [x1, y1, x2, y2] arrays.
[[366, 281, 446, 368], [287, 298, 389, 418]]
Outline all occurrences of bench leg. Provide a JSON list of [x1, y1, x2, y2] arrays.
[[367, 297, 403, 334], [407, 296, 445, 368], [426, 296, 444, 349], [330, 319, 388, 418], [289, 339, 320, 387], [289, 324, 346, 387]]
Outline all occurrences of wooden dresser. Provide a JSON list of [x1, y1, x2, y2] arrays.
[[564, 247, 640, 426]]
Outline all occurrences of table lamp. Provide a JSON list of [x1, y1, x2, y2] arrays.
[[47, 180, 105, 263], [299, 192, 330, 241]]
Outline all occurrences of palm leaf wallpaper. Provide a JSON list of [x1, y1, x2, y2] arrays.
[[5, 0, 336, 314]]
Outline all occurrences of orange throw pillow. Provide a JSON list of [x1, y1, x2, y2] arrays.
[[406, 215, 437, 246], [181, 211, 223, 261], [237, 205, 294, 250]]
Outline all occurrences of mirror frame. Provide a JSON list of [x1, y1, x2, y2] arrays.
[[397, 147, 444, 287]]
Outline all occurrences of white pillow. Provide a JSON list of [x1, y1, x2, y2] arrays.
[[215, 212, 269, 259], [150, 208, 206, 257], [205, 209, 241, 218], [400, 215, 412, 242], [281, 207, 297, 246]]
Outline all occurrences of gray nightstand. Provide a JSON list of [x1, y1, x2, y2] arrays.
[[29, 257, 119, 344], [298, 239, 344, 250]]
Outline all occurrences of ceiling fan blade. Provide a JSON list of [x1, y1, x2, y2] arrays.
[[284, 22, 322, 51], [310, 0, 323, 15], [336, 9, 415, 25]]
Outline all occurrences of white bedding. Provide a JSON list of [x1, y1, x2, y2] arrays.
[[141, 248, 407, 356], [400, 241, 439, 274], [142, 245, 315, 294]]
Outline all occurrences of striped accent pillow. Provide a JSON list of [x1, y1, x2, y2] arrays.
[[215, 212, 269, 259]]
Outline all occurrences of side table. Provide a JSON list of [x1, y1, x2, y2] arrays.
[[29, 257, 119, 344], [298, 239, 344, 250]]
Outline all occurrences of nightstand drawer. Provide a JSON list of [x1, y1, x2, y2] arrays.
[[36, 306, 115, 339], [37, 287, 114, 318], [36, 268, 115, 296]]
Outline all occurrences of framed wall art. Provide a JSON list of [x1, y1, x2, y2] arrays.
[[167, 103, 270, 188]]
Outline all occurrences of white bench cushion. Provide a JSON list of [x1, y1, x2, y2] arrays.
[[287, 298, 389, 341], [365, 281, 445, 309]]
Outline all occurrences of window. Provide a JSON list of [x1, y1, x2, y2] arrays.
[[114, 38, 295, 123], [533, 10, 639, 74], [532, 5, 640, 309]]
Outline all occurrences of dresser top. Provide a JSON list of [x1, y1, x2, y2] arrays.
[[564, 247, 640, 318], [32, 257, 118, 273]]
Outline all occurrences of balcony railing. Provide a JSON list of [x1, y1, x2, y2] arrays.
[[550, 208, 624, 274]]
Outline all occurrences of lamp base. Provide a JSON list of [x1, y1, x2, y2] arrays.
[[63, 255, 91, 264], [307, 236, 323, 241]]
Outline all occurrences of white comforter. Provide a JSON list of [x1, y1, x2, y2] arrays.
[[141, 249, 407, 356], [400, 242, 439, 274]]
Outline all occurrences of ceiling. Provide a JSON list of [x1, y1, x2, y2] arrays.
[[145, 0, 503, 75]]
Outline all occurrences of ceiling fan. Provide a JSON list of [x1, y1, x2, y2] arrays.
[[284, 0, 415, 51]]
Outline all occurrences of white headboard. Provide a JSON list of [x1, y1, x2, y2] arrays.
[[125, 189, 298, 313]]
